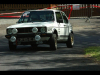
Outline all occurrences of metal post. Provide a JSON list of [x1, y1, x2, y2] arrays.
[[91, 5, 92, 18], [85, 4, 91, 22]]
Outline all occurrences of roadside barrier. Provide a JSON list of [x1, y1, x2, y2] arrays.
[[0, 16, 21, 18], [0, 5, 99, 19], [0, 11, 24, 15], [0, 5, 72, 19]]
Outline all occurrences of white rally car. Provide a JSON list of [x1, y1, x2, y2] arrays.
[[5, 9, 74, 50]]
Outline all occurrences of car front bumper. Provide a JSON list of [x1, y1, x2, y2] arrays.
[[5, 33, 52, 45], [5, 33, 52, 38]]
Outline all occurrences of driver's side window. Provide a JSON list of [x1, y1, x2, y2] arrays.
[[61, 12, 68, 23], [55, 12, 63, 23]]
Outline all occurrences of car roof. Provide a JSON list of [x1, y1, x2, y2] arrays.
[[25, 9, 62, 12]]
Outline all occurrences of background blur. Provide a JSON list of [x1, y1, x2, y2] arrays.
[[0, 4, 100, 18]]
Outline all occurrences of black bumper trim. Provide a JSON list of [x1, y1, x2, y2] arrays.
[[5, 33, 52, 39]]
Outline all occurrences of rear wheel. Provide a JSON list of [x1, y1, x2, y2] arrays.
[[66, 33, 74, 48], [9, 41, 17, 51], [50, 34, 57, 50]]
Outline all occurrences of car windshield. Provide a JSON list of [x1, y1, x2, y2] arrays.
[[18, 11, 54, 23]]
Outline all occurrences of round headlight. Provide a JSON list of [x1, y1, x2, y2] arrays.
[[35, 35, 41, 41], [40, 27, 46, 33], [32, 27, 38, 33], [12, 28, 18, 34], [10, 36, 16, 42], [8, 29, 12, 34]]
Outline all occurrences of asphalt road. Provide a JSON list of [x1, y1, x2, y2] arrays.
[[0, 19, 100, 71]]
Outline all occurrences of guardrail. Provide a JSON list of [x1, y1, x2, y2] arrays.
[[0, 4, 100, 19]]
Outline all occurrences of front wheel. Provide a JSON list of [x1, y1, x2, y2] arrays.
[[9, 41, 17, 51], [66, 33, 74, 48], [50, 34, 57, 50]]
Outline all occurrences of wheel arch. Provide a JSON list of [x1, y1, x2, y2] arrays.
[[69, 29, 74, 34], [71, 30, 74, 34], [52, 29, 58, 39]]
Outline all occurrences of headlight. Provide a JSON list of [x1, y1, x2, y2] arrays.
[[32, 27, 38, 33], [12, 28, 18, 34], [10, 36, 16, 42], [35, 35, 41, 41], [7, 29, 12, 34], [40, 27, 46, 33]]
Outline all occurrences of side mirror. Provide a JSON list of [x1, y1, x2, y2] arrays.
[[58, 19, 63, 23]]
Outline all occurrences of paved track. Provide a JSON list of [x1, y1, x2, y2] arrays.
[[0, 19, 100, 71]]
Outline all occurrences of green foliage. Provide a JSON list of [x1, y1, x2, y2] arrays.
[[85, 46, 100, 61]]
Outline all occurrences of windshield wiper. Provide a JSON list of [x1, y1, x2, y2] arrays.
[[31, 19, 43, 22], [18, 21, 29, 23]]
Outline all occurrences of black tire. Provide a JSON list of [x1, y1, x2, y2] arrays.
[[66, 33, 74, 48], [9, 41, 17, 51], [50, 34, 57, 50]]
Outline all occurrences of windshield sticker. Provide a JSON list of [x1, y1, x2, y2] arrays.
[[24, 12, 30, 14], [23, 12, 30, 17]]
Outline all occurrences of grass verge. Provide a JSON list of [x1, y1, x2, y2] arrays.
[[84, 46, 100, 61]]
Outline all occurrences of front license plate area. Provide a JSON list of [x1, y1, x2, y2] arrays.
[[36, 41, 43, 44], [18, 38, 34, 42]]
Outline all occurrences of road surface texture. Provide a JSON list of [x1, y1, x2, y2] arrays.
[[0, 18, 100, 71]]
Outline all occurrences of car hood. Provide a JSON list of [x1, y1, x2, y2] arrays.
[[7, 22, 55, 29]]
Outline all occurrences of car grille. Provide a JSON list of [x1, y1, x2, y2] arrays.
[[17, 27, 41, 33]]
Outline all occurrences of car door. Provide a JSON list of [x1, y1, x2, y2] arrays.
[[55, 11, 68, 40], [61, 12, 69, 36]]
